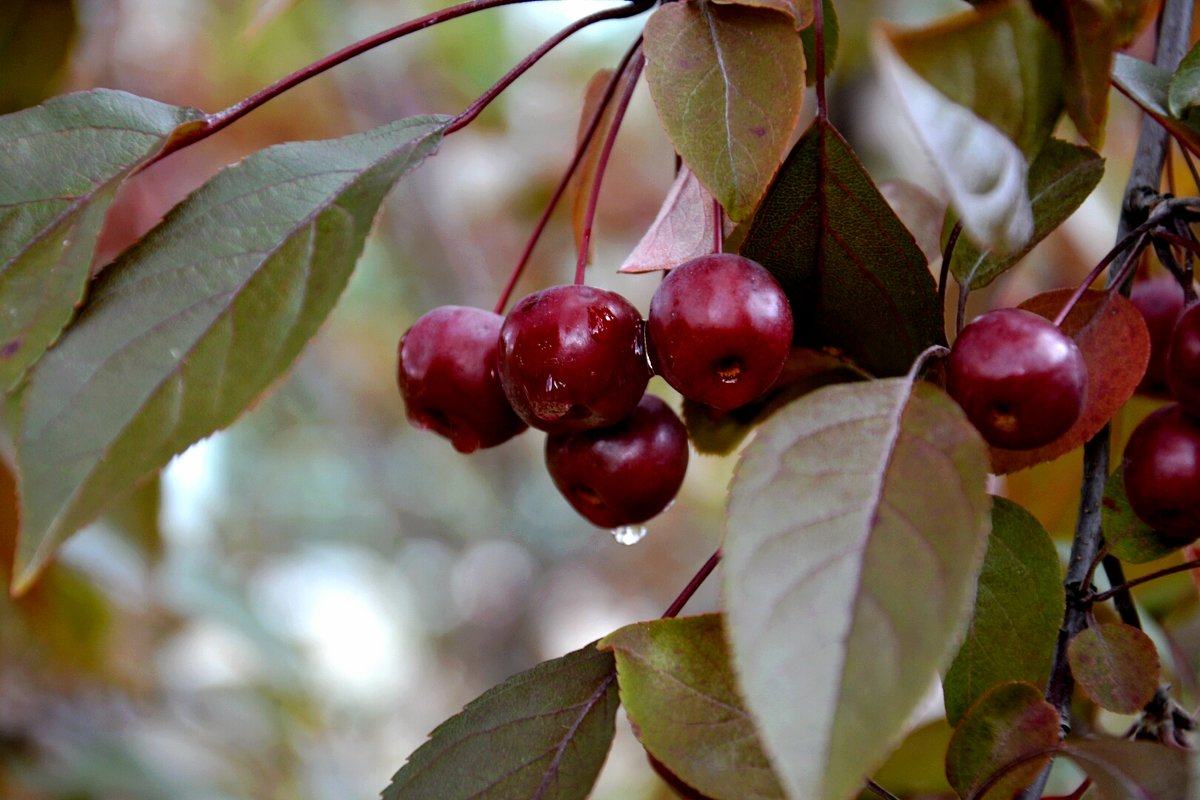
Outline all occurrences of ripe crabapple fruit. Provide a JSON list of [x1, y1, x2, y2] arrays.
[[499, 284, 651, 433], [1131, 276, 1186, 393], [397, 305, 528, 453], [1122, 403, 1200, 543], [544, 394, 688, 528], [1167, 302, 1200, 414], [946, 308, 1088, 450], [647, 253, 793, 411]]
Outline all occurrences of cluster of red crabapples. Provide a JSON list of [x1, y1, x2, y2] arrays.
[[396, 253, 794, 530]]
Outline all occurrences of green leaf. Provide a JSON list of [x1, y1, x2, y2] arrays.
[[877, 1, 1064, 254], [740, 119, 945, 377], [945, 681, 1061, 800], [7, 115, 446, 593], [1112, 54, 1200, 156], [382, 643, 619, 800], [949, 139, 1104, 290], [944, 497, 1064, 726], [599, 614, 784, 800], [1068, 623, 1160, 714], [1103, 465, 1180, 564], [1033, 0, 1119, 146], [0, 89, 204, 389], [1063, 737, 1194, 800], [724, 377, 991, 800], [799, 0, 838, 87], [869, 720, 955, 797], [643, 2, 805, 222], [1169, 40, 1200, 118], [0, 0, 75, 113]]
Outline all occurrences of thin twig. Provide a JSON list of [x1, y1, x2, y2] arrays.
[[813, 0, 828, 121], [662, 549, 721, 619], [864, 778, 902, 800], [1090, 557, 1200, 602]]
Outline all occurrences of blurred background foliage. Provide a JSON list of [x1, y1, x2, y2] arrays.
[[1, 0, 1199, 798]]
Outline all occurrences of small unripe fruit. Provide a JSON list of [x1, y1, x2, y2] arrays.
[[647, 254, 793, 410], [946, 308, 1088, 450], [1167, 303, 1200, 414], [499, 284, 651, 433], [545, 394, 688, 528], [397, 306, 527, 453], [1123, 403, 1200, 543]]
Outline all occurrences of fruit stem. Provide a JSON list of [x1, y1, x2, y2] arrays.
[[444, 0, 653, 135], [492, 37, 643, 314], [1051, 229, 1150, 327], [713, 198, 725, 253], [813, 0, 828, 122], [145, 0, 557, 167], [1088, 557, 1200, 603], [661, 548, 721, 619], [864, 779, 901, 800], [939, 221, 963, 327], [574, 48, 646, 286]]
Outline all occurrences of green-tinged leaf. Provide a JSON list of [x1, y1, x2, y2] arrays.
[[869, 720, 955, 797], [683, 347, 866, 456], [1113, 54, 1200, 156], [0, 89, 204, 388], [599, 615, 783, 800], [949, 139, 1104, 290], [1169, 40, 1200, 117], [741, 119, 945, 376], [1068, 623, 1160, 714], [711, 0, 812, 29], [0, 0, 75, 113], [382, 643, 619, 800], [799, 0, 837, 87], [877, 2, 1064, 254], [1033, 0, 1119, 146], [724, 377, 991, 800], [7, 115, 447, 593], [945, 681, 1061, 800], [989, 290, 1150, 475], [944, 497, 1064, 725], [644, 2, 805, 221], [1104, 465, 1180, 563], [1063, 737, 1193, 800]]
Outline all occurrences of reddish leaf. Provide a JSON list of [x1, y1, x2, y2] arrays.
[[1064, 737, 1193, 800], [740, 119, 945, 377], [643, 2, 805, 221], [1068, 623, 1160, 714], [1033, 0, 1119, 146], [711, 0, 812, 29], [620, 167, 717, 274], [989, 289, 1150, 474], [945, 681, 1061, 800], [569, 68, 620, 266]]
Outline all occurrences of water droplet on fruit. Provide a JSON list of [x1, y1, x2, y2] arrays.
[[610, 525, 647, 545]]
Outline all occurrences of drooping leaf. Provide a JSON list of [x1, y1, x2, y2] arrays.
[[724, 377, 991, 800], [989, 290, 1150, 475], [799, 0, 838, 87], [1169, 39, 1200, 118], [711, 0, 812, 29], [1104, 465, 1181, 564], [1032, 0, 1119, 146], [0, 89, 204, 389], [0, 0, 75, 113], [620, 167, 716, 274], [681, 347, 866, 456], [1112, 54, 1200, 156], [1110, 0, 1158, 47], [643, 2, 805, 221], [1063, 737, 1193, 800], [599, 615, 783, 800], [944, 497, 1064, 725], [876, 1, 1064, 254], [945, 681, 1061, 800], [570, 68, 620, 266], [949, 139, 1104, 290], [382, 643, 619, 800], [7, 115, 447, 593], [740, 119, 945, 376], [1068, 623, 1160, 714]]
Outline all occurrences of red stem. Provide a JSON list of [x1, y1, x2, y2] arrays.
[[1089, 557, 1200, 602], [445, 1, 652, 135], [147, 0, 551, 167], [661, 549, 721, 619], [492, 36, 643, 314], [813, 0, 828, 121], [1051, 230, 1150, 327], [713, 198, 725, 253], [573, 49, 646, 286]]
